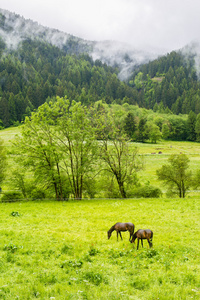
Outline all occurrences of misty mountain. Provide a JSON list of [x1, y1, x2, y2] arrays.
[[0, 8, 158, 79], [0, 8, 144, 127], [1, 7, 200, 129]]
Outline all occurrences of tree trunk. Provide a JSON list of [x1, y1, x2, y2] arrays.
[[117, 179, 126, 198]]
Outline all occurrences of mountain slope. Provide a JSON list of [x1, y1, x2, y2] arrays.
[[1, 7, 200, 129], [128, 49, 200, 115], [0, 8, 158, 78], [0, 9, 142, 127]]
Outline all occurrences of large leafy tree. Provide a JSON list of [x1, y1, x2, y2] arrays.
[[54, 98, 98, 199], [136, 117, 149, 142], [13, 97, 97, 200], [146, 121, 162, 143], [13, 102, 66, 200], [156, 154, 192, 198], [123, 112, 136, 139], [97, 108, 143, 198]]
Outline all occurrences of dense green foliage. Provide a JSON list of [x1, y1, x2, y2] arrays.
[[11, 98, 146, 200], [0, 37, 137, 127], [129, 51, 200, 115]]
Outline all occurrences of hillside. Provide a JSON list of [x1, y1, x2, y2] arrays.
[[129, 49, 200, 115], [0, 8, 156, 78], [0, 8, 200, 128]]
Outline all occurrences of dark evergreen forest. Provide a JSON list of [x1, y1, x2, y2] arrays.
[[129, 51, 200, 114], [1, 37, 200, 129], [0, 37, 139, 127]]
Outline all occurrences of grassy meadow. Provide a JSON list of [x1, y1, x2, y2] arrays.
[[0, 199, 200, 299], [0, 127, 200, 299]]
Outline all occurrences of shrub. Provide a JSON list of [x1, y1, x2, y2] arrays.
[[1, 191, 23, 202], [130, 184, 162, 198], [30, 188, 46, 200]]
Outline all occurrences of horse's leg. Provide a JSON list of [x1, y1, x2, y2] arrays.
[[117, 231, 118, 241], [119, 231, 123, 240], [141, 239, 143, 248], [147, 239, 151, 248], [137, 238, 139, 250]]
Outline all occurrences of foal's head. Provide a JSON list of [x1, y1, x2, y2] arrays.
[[130, 232, 137, 243], [107, 231, 112, 239]]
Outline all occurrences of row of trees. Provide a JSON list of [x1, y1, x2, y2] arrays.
[[109, 104, 200, 143], [0, 98, 200, 200]]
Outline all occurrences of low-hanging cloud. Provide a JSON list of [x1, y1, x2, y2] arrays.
[[1, 1, 200, 81], [0, 7, 160, 81], [1, 0, 200, 53]]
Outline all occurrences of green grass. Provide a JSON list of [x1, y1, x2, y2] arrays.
[[0, 126, 21, 147], [0, 198, 200, 299], [0, 127, 200, 298]]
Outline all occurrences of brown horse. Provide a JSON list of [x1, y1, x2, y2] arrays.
[[107, 222, 135, 241], [131, 229, 153, 249]]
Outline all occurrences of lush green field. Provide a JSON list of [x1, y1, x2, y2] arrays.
[[0, 198, 200, 299]]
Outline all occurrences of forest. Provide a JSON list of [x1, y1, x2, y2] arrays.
[[129, 50, 200, 115], [0, 31, 200, 138]]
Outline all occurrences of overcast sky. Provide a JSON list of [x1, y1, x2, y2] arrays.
[[1, 0, 200, 52]]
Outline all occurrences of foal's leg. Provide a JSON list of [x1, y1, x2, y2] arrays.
[[119, 231, 123, 240], [147, 239, 151, 248], [137, 238, 140, 250], [141, 239, 143, 248]]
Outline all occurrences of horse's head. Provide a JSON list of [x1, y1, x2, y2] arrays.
[[107, 231, 111, 239], [130, 233, 136, 243]]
